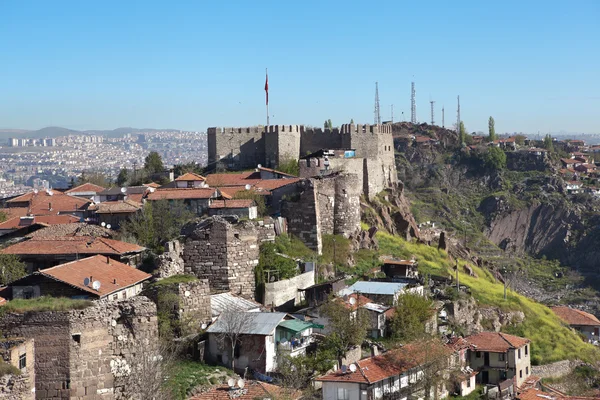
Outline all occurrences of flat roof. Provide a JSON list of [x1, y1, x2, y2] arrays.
[[341, 281, 408, 296]]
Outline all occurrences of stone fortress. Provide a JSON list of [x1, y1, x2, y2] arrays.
[[208, 123, 397, 199]]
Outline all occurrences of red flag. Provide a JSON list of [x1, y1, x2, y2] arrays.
[[264, 71, 269, 106]]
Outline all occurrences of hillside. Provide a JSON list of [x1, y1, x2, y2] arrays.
[[0, 126, 182, 142]]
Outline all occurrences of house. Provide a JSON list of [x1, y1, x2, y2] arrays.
[[446, 337, 478, 396], [551, 306, 600, 343], [8, 255, 151, 301], [566, 181, 583, 194], [362, 302, 392, 339], [65, 183, 106, 199], [471, 136, 485, 145], [4, 189, 91, 218], [492, 137, 517, 150], [381, 259, 419, 281], [206, 312, 315, 373], [97, 186, 149, 203], [208, 199, 258, 219], [299, 277, 346, 307], [0, 236, 145, 272], [189, 380, 301, 400], [161, 172, 207, 189], [210, 292, 263, 321], [0, 214, 80, 236], [146, 187, 218, 215], [24, 222, 114, 239], [561, 158, 583, 169], [526, 147, 548, 157], [316, 342, 450, 400], [465, 331, 531, 388], [339, 281, 424, 306], [88, 199, 142, 229]]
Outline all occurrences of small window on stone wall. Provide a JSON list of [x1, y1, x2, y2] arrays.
[[72, 333, 81, 344], [18, 354, 26, 369], [234, 233, 240, 239], [204, 233, 210, 240], [63, 380, 70, 390]]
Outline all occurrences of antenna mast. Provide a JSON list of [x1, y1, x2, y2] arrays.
[[442, 106, 445, 128], [374, 82, 381, 125], [411, 81, 416, 124], [391, 104, 394, 123], [430, 100, 435, 125]]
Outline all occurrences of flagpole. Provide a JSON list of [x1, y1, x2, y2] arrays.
[[265, 68, 269, 127]]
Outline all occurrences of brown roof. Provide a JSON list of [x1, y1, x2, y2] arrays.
[[465, 331, 530, 352], [6, 190, 91, 215], [143, 182, 161, 188], [1, 236, 144, 256], [552, 306, 600, 326], [189, 381, 300, 400], [26, 223, 114, 239], [0, 207, 29, 219], [205, 172, 261, 187], [147, 188, 217, 201], [0, 215, 80, 230], [65, 183, 106, 194], [174, 172, 206, 181], [209, 199, 255, 209], [88, 200, 142, 214], [25, 255, 151, 298], [253, 178, 300, 191]]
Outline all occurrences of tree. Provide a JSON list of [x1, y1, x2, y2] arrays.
[[77, 170, 110, 187], [514, 134, 527, 146], [117, 168, 129, 186], [488, 116, 497, 141], [350, 119, 354, 124], [144, 151, 165, 174], [0, 210, 7, 224], [277, 157, 299, 176], [277, 350, 335, 390], [0, 254, 26, 285], [544, 134, 554, 151], [214, 311, 255, 371], [233, 190, 267, 216], [320, 297, 369, 364], [327, 119, 333, 130], [389, 292, 434, 342], [459, 121, 467, 145], [324, 120, 329, 130], [483, 146, 507, 170], [173, 162, 203, 177]]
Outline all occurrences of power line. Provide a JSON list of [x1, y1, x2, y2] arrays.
[[374, 82, 381, 125]]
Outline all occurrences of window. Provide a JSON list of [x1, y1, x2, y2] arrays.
[[337, 388, 349, 400], [187, 181, 194, 188], [466, 378, 471, 388], [518, 349, 521, 359], [499, 353, 505, 361], [18, 354, 26, 369], [519, 370, 523, 378], [63, 380, 70, 390], [112, 294, 118, 301], [525, 345, 528, 355], [476, 351, 481, 358], [526, 366, 529, 375], [122, 291, 127, 299], [72, 334, 81, 344]]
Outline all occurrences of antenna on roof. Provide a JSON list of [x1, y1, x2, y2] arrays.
[[120, 187, 127, 194], [244, 184, 251, 190], [349, 364, 357, 373], [101, 222, 106, 227], [348, 297, 356, 305], [92, 280, 101, 291], [106, 224, 111, 230], [33, 189, 38, 194], [257, 164, 262, 169], [83, 277, 90, 287], [237, 379, 245, 389], [227, 378, 235, 388]]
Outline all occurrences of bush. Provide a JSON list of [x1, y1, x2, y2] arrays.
[[483, 146, 507, 170], [3, 297, 92, 313]]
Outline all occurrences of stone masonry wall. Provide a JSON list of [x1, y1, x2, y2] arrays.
[[333, 173, 361, 236], [531, 359, 583, 379], [263, 270, 315, 309], [182, 217, 258, 299], [0, 338, 35, 400], [155, 240, 184, 279], [207, 127, 265, 169], [281, 180, 322, 254]]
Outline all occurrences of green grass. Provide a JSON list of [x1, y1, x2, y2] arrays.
[[151, 274, 198, 287], [164, 361, 235, 400], [0, 361, 20, 377], [273, 234, 315, 260], [2, 297, 92, 313]]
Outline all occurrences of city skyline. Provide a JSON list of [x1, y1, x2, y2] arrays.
[[1, 0, 598, 134]]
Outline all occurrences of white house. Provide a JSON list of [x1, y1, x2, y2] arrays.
[[552, 306, 600, 343]]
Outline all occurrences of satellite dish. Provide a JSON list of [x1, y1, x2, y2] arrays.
[[349, 364, 357, 373], [244, 184, 251, 190], [148, 187, 155, 193], [341, 365, 348, 373], [227, 378, 235, 388], [120, 187, 127, 194], [201, 323, 208, 330], [257, 164, 262, 169], [83, 277, 90, 286], [48, 190, 53, 196], [348, 297, 357, 305], [106, 224, 111, 230], [101, 222, 106, 227], [237, 379, 245, 389], [92, 280, 101, 291], [33, 189, 38, 194]]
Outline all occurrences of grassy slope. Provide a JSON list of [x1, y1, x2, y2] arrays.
[[364, 231, 599, 365], [164, 361, 235, 400]]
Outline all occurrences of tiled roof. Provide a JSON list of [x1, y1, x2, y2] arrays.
[[0, 207, 29, 219], [209, 200, 255, 209], [174, 172, 206, 181], [465, 331, 530, 352], [253, 178, 300, 191], [26, 223, 114, 239], [218, 186, 257, 198], [383, 258, 417, 266], [257, 166, 298, 178], [1, 236, 144, 256], [100, 186, 149, 196], [561, 158, 580, 165], [340, 293, 372, 311], [552, 306, 600, 326], [6, 190, 91, 215], [189, 381, 301, 400], [0, 215, 80, 230], [147, 188, 217, 201], [205, 172, 261, 187], [65, 183, 106, 194], [88, 200, 142, 214], [143, 182, 161, 188], [19, 255, 151, 297]]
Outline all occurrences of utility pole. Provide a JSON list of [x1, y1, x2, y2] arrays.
[[374, 82, 381, 125], [411, 81, 417, 124], [430, 100, 435, 125], [442, 106, 445, 128], [391, 104, 394, 123]]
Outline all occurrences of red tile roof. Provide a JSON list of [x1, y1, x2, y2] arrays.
[[1, 236, 144, 256], [189, 381, 300, 400], [147, 188, 217, 200], [65, 183, 106, 194], [253, 178, 300, 191], [6, 190, 91, 215], [0, 215, 80, 230], [340, 293, 372, 311], [465, 332, 530, 352], [143, 182, 161, 188], [26, 255, 151, 297], [174, 172, 206, 181], [209, 199, 255, 209], [0, 207, 29, 219], [552, 306, 600, 326], [88, 200, 142, 214], [205, 172, 261, 187]]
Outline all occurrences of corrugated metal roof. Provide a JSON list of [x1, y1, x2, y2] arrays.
[[210, 292, 262, 317], [277, 319, 313, 333], [362, 303, 390, 313], [206, 312, 286, 335], [341, 281, 408, 296]]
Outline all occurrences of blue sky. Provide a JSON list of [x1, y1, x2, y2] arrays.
[[0, 0, 598, 134]]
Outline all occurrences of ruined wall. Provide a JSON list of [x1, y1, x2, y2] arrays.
[[333, 173, 361, 236], [0, 297, 158, 400], [531, 360, 582, 379], [0, 338, 35, 400], [144, 279, 212, 327], [155, 240, 184, 279], [263, 270, 315, 309], [182, 217, 258, 298], [281, 180, 322, 254], [314, 179, 335, 235]]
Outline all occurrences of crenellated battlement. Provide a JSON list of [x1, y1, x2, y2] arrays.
[[208, 126, 265, 135], [265, 124, 304, 134], [340, 123, 393, 135]]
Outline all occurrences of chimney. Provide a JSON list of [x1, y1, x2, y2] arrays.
[[113, 279, 117, 284], [90, 276, 93, 283], [106, 256, 110, 264], [48, 202, 52, 211]]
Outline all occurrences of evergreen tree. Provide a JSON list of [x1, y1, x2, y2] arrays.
[[117, 168, 129, 186], [144, 151, 164, 174], [459, 121, 467, 144], [544, 134, 554, 151], [488, 116, 497, 141]]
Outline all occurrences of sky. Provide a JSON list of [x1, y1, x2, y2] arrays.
[[0, 0, 598, 134]]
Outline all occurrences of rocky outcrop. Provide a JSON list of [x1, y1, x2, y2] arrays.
[[447, 297, 525, 335]]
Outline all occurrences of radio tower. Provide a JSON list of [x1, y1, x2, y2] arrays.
[[442, 106, 445, 128], [457, 95, 461, 139], [374, 82, 381, 125], [430, 100, 435, 125], [410, 82, 416, 123], [391, 104, 394, 123]]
